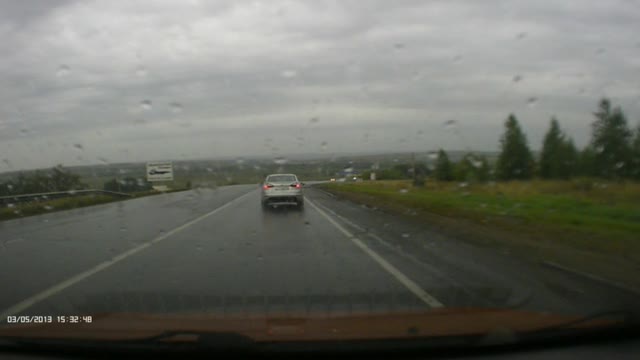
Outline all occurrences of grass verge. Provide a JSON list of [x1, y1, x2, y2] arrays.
[[319, 179, 640, 290], [0, 188, 190, 222]]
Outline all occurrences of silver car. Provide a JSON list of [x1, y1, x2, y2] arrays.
[[261, 173, 304, 209]]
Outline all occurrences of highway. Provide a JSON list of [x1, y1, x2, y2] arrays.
[[0, 184, 637, 319]]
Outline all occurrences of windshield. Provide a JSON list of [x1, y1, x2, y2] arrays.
[[1, 0, 639, 353]]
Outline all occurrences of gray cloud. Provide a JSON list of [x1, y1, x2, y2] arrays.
[[1, 0, 639, 171]]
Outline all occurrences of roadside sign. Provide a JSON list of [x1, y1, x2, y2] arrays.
[[146, 162, 174, 182]]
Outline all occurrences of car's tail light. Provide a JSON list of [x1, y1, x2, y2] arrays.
[[291, 183, 301, 188], [263, 184, 274, 190]]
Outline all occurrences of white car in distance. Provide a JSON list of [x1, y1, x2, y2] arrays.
[[261, 173, 304, 210]]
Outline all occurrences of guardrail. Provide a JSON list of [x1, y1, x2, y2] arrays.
[[0, 189, 133, 206]]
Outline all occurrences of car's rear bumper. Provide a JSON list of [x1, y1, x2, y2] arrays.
[[262, 195, 303, 206]]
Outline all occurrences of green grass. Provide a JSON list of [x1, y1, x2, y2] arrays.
[[323, 180, 640, 241], [320, 179, 640, 288]]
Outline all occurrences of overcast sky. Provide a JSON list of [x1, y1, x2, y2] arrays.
[[1, 0, 639, 171]]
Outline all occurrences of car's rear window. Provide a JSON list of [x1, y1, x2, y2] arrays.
[[267, 175, 297, 183]]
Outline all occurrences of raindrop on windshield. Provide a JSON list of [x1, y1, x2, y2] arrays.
[[98, 157, 109, 164], [443, 119, 457, 130], [56, 64, 70, 77], [273, 157, 288, 165], [512, 75, 523, 83], [321, 141, 328, 151], [135, 65, 147, 77], [452, 55, 463, 63], [140, 99, 152, 111], [401, 233, 410, 238], [43, 205, 54, 211], [399, 189, 408, 194], [393, 43, 405, 49], [516, 32, 527, 40], [236, 157, 245, 165], [615, 161, 625, 169], [526, 97, 538, 108], [595, 145, 605, 153], [281, 69, 297, 78], [170, 102, 183, 114], [73, 143, 84, 151], [595, 48, 606, 55], [428, 151, 438, 160], [309, 117, 319, 124]]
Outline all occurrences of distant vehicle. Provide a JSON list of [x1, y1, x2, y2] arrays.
[[261, 173, 304, 210], [148, 169, 170, 175], [330, 178, 336, 182], [337, 178, 346, 182]]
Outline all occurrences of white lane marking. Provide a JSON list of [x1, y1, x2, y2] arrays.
[[312, 200, 469, 291], [0, 190, 256, 319], [305, 198, 444, 308]]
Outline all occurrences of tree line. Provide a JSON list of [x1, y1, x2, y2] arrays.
[[0, 167, 154, 197], [434, 98, 640, 181], [0, 166, 86, 196]]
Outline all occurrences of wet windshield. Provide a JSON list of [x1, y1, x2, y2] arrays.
[[0, 0, 639, 352]]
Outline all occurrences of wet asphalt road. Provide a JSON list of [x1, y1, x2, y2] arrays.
[[0, 184, 637, 319]]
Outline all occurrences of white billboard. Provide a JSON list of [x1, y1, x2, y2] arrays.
[[146, 162, 174, 182]]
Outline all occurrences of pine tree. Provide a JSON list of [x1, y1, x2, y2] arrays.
[[631, 125, 640, 179], [561, 139, 578, 178], [577, 146, 597, 177], [496, 114, 534, 180], [434, 149, 453, 181], [540, 117, 577, 179], [590, 98, 633, 178]]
